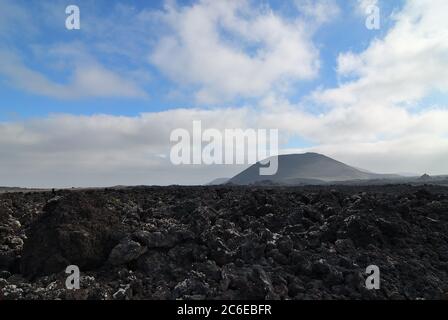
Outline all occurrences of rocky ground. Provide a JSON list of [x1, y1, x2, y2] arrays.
[[1, 185, 448, 300]]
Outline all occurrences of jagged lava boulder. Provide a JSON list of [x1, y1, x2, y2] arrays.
[[20, 193, 130, 278]]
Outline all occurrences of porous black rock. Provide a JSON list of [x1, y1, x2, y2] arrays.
[[20, 193, 131, 278], [0, 184, 447, 299], [107, 238, 147, 266]]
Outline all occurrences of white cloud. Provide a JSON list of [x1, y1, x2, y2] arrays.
[[317, 0, 448, 108], [295, 0, 340, 24], [150, 0, 320, 103], [0, 49, 147, 99]]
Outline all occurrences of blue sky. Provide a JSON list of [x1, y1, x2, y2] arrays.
[[1, 0, 448, 187], [0, 0, 404, 121]]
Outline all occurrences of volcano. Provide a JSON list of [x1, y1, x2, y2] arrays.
[[229, 153, 398, 185]]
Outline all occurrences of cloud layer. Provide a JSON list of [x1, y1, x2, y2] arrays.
[[1, 99, 448, 187]]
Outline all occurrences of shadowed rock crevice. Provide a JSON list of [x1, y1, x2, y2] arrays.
[[20, 193, 131, 278]]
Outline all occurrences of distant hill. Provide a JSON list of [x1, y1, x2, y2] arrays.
[[0, 187, 49, 193], [228, 153, 399, 185], [207, 178, 230, 185]]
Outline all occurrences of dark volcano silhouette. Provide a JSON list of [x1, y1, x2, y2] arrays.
[[228, 153, 398, 185]]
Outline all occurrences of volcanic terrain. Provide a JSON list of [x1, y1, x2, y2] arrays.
[[1, 185, 448, 300]]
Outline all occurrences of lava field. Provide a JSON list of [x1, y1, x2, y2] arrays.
[[1, 185, 448, 300]]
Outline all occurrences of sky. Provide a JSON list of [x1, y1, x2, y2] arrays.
[[0, 0, 447, 187]]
